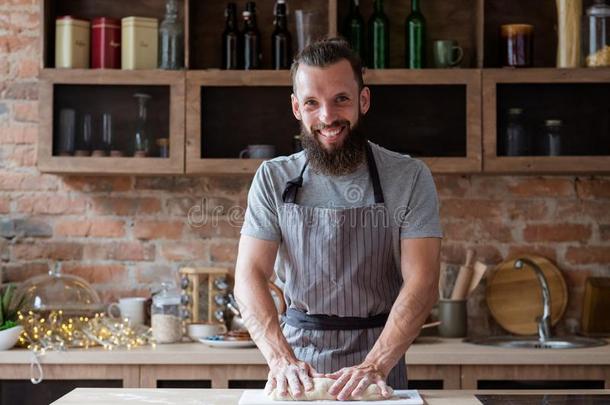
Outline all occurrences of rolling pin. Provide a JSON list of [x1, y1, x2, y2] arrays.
[[467, 261, 489, 297], [450, 249, 475, 300]]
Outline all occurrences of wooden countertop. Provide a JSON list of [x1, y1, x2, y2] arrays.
[[4, 338, 609, 365], [51, 389, 610, 405]]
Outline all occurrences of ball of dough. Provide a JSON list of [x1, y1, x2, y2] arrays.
[[268, 377, 394, 401]]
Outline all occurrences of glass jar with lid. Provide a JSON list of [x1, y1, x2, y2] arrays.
[[539, 119, 564, 156], [584, 0, 610, 67], [500, 107, 530, 156], [151, 282, 183, 343]]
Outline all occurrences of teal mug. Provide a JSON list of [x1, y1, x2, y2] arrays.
[[433, 40, 464, 68]]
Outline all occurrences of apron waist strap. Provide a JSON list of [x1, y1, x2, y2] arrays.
[[282, 308, 389, 331]]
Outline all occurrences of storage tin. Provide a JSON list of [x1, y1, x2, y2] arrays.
[[55, 16, 90, 68], [121, 16, 158, 69], [91, 17, 121, 69]]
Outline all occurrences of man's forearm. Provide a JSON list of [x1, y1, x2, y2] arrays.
[[234, 271, 296, 366], [363, 278, 437, 376]]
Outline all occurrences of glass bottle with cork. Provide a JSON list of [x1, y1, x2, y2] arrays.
[[158, 0, 184, 70], [271, 0, 291, 70], [406, 0, 426, 68], [368, 0, 389, 69]]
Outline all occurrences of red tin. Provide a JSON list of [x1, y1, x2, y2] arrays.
[[91, 17, 121, 69]]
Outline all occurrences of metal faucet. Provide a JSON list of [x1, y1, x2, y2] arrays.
[[514, 258, 551, 342]]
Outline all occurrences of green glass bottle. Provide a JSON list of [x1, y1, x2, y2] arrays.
[[406, 0, 426, 68], [368, 0, 389, 69], [343, 0, 365, 61]]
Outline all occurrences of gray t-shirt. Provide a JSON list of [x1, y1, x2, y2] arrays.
[[241, 141, 443, 273]]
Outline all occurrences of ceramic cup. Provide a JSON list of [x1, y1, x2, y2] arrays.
[[238, 144, 276, 159], [108, 297, 147, 325], [188, 322, 228, 341], [437, 299, 467, 338], [433, 40, 464, 68]]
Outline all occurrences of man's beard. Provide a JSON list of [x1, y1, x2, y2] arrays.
[[300, 116, 367, 177]]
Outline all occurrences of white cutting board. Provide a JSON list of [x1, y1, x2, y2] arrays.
[[238, 389, 423, 405]]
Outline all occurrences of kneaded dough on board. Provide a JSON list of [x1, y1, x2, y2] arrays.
[[268, 377, 394, 401]]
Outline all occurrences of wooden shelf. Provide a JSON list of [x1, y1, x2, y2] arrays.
[[188, 0, 337, 70], [337, 0, 482, 68], [185, 69, 481, 174], [186, 70, 291, 86], [37, 69, 185, 175], [41, 0, 188, 69], [37, 0, 610, 175], [40, 68, 184, 83], [483, 68, 610, 173]]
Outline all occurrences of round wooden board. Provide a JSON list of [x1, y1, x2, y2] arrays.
[[486, 255, 568, 335]]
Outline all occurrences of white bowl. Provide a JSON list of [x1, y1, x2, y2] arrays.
[[0, 325, 23, 350]]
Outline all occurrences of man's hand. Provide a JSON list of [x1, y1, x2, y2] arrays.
[[326, 362, 391, 401], [265, 357, 321, 398]]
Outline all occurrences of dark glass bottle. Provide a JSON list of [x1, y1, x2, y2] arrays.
[[243, 1, 262, 70], [368, 0, 389, 68], [272, 0, 291, 69], [222, 2, 241, 69], [406, 0, 426, 68], [158, 0, 184, 70], [343, 0, 365, 61]]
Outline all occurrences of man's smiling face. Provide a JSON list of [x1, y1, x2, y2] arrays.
[[291, 59, 370, 153]]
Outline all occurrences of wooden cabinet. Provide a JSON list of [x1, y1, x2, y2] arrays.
[[37, 69, 185, 175], [483, 68, 610, 173], [36, 0, 610, 175]]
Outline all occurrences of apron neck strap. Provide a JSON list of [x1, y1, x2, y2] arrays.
[[365, 142, 385, 204], [281, 142, 385, 204], [281, 160, 309, 203]]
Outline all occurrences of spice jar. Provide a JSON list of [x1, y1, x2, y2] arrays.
[[500, 24, 533, 67], [584, 0, 610, 67], [156, 138, 170, 158], [151, 283, 183, 343]]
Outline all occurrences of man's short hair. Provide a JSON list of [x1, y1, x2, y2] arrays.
[[290, 38, 364, 95]]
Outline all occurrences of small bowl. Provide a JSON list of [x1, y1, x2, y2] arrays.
[[0, 325, 23, 350]]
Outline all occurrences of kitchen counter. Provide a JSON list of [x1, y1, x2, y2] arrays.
[[51, 389, 610, 405], [2, 339, 609, 390], [2, 338, 609, 365]]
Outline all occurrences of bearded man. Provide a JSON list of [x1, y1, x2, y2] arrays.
[[235, 38, 442, 401]]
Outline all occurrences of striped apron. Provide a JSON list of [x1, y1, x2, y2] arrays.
[[277, 142, 408, 389]]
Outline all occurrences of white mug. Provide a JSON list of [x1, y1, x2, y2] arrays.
[[239, 144, 276, 159], [108, 297, 147, 325], [187, 322, 228, 341]]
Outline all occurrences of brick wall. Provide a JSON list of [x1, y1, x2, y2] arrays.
[[1, 1, 609, 336]]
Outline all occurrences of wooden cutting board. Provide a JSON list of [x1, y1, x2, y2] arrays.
[[238, 390, 423, 405], [486, 255, 568, 335]]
